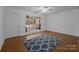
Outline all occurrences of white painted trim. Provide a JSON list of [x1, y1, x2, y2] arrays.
[[48, 30, 79, 37], [0, 47, 1, 51], [20, 29, 45, 36], [0, 40, 4, 51]]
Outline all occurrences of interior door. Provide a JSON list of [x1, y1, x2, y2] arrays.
[[5, 12, 20, 38], [0, 7, 4, 48]]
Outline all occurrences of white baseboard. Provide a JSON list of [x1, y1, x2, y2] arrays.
[[47, 30, 79, 37], [0, 47, 1, 51], [0, 42, 4, 51], [20, 29, 45, 36]]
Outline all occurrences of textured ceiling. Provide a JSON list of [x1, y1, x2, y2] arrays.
[[8, 6, 78, 15]]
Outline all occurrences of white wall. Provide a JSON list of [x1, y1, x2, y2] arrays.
[[4, 7, 46, 38], [46, 9, 79, 36], [75, 9, 79, 36], [4, 11, 21, 38], [4, 7, 79, 39], [0, 7, 4, 50]]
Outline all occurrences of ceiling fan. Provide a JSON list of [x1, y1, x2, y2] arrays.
[[34, 6, 54, 13]]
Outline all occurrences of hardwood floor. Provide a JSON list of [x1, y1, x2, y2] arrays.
[[1, 31, 79, 52]]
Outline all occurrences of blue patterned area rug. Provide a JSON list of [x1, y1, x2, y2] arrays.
[[24, 35, 60, 52]]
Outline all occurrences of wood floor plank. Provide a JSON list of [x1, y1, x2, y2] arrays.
[[1, 31, 79, 52]]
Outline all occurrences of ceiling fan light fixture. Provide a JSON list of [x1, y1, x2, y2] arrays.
[[35, 6, 54, 13], [41, 9, 47, 12]]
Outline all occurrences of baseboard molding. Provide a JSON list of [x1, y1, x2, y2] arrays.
[[0, 40, 4, 52], [20, 30, 46, 36], [46, 30, 79, 37], [0, 47, 1, 51], [5, 30, 46, 40], [5, 36, 20, 40]]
